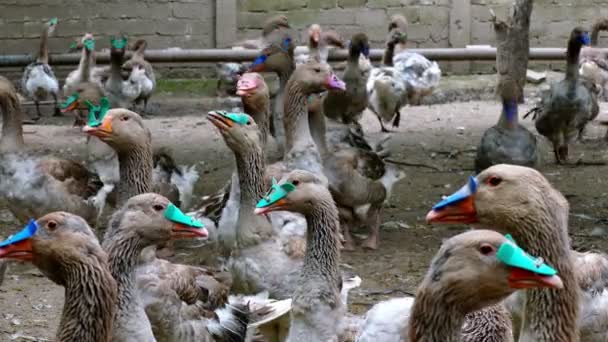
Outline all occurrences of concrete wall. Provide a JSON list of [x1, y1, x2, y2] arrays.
[[2, 0, 608, 75]]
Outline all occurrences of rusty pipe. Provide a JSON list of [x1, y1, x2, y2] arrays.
[[0, 47, 601, 67]]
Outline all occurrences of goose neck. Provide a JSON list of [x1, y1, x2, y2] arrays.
[[38, 26, 50, 64], [503, 201, 579, 342], [300, 197, 341, 294], [234, 143, 273, 246], [283, 79, 315, 153], [408, 291, 464, 342], [498, 99, 518, 129], [57, 260, 116, 342], [116, 144, 153, 205], [0, 91, 24, 152], [243, 96, 270, 147], [79, 48, 95, 83], [566, 39, 583, 80], [383, 43, 395, 66], [103, 231, 145, 314]]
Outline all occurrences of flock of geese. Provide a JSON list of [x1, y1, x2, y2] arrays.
[[0, 11, 607, 342]]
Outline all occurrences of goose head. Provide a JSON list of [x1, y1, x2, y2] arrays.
[[254, 170, 329, 216], [308, 24, 322, 47], [388, 14, 408, 33], [68, 33, 95, 52], [248, 39, 294, 73], [418, 230, 563, 312], [236, 72, 268, 99], [61, 82, 104, 113], [207, 110, 262, 153], [262, 14, 290, 36], [291, 62, 346, 93], [83, 109, 151, 152], [570, 27, 591, 48], [46, 17, 58, 36], [107, 193, 208, 243], [0, 218, 106, 286], [349, 33, 370, 58], [425, 164, 568, 229]]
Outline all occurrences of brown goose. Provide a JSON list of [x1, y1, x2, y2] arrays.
[[248, 34, 296, 151], [254, 171, 561, 341], [426, 164, 590, 341], [0, 216, 117, 342], [237, 72, 271, 147], [101, 193, 208, 341], [0, 76, 102, 225]]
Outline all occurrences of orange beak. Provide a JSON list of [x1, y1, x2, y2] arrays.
[[207, 112, 234, 131], [171, 224, 209, 239], [253, 198, 288, 215], [425, 196, 478, 224], [83, 115, 113, 138], [508, 268, 564, 289], [61, 101, 79, 113], [0, 239, 34, 262]]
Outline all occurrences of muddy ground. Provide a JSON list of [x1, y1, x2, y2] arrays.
[[1, 95, 608, 341]]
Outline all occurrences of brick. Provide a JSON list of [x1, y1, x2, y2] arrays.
[[317, 8, 356, 26], [172, 2, 212, 19], [278, 0, 307, 11], [355, 9, 388, 28], [287, 9, 320, 26], [308, 0, 336, 9], [338, 0, 366, 8], [367, 0, 402, 8], [242, 0, 277, 12]]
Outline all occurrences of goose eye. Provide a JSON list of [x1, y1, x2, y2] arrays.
[[487, 176, 502, 187], [313, 68, 321, 73], [153, 204, 165, 212], [479, 244, 494, 255], [246, 120, 251, 126], [292, 180, 300, 186], [121, 116, 130, 122], [47, 221, 57, 230]]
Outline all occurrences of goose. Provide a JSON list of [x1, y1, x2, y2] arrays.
[[104, 36, 141, 108], [254, 171, 562, 342], [475, 77, 538, 173], [282, 62, 404, 250], [122, 39, 156, 113], [295, 24, 345, 65], [426, 164, 608, 341], [63, 33, 99, 96], [248, 35, 296, 151], [0, 215, 117, 342], [21, 18, 60, 120], [323, 33, 370, 126], [0, 76, 102, 225], [579, 18, 608, 100], [367, 28, 409, 132], [525, 27, 600, 163], [101, 193, 208, 341], [216, 14, 291, 96]]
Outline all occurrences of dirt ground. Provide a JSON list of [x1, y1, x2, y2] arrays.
[[1, 96, 608, 341]]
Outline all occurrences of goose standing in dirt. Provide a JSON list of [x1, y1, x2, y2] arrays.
[[21, 18, 60, 119], [525, 27, 599, 163]]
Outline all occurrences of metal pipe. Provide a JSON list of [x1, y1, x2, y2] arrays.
[[1, 47, 604, 67]]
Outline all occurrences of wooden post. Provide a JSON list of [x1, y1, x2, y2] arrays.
[[492, 0, 534, 102], [449, 0, 471, 74], [215, 0, 237, 48]]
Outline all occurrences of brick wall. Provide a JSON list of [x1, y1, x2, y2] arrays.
[[0, 0, 214, 54], [2, 0, 608, 76]]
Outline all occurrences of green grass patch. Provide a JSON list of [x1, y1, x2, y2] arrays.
[[157, 78, 219, 95]]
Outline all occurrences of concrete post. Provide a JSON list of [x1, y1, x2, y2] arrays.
[[215, 0, 237, 48], [449, 0, 472, 74]]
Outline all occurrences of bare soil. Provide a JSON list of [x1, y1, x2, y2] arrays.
[[1, 96, 608, 341]]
